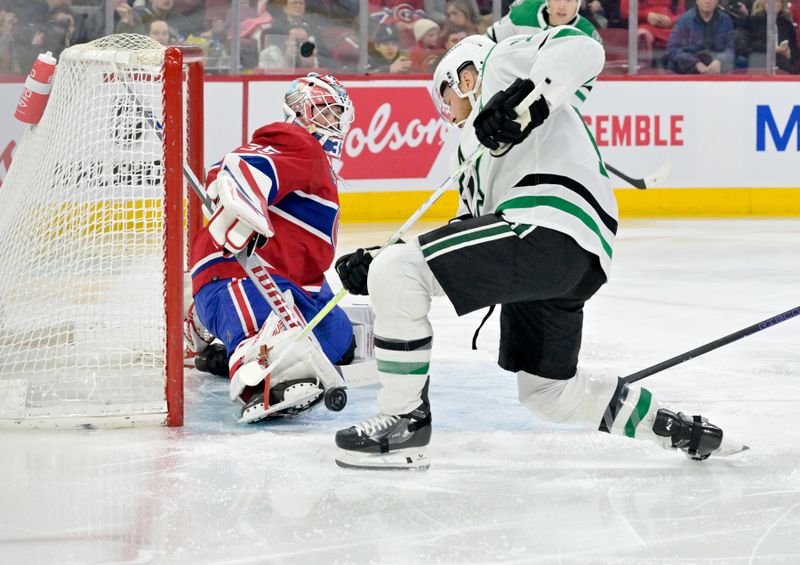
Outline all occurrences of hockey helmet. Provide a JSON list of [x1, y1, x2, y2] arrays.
[[431, 35, 493, 126], [283, 72, 354, 159]]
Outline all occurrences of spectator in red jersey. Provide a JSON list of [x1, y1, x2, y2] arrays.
[[408, 17, 443, 71], [621, 0, 686, 66]]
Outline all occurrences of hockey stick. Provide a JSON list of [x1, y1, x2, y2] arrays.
[[116, 75, 347, 411], [606, 161, 672, 190], [623, 305, 800, 383]]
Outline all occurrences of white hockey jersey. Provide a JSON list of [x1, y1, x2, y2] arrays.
[[455, 26, 617, 276]]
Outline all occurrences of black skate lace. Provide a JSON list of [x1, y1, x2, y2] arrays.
[[354, 415, 399, 436]]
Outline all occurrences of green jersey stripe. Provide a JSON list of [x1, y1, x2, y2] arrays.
[[496, 195, 613, 258], [377, 359, 430, 375], [625, 388, 652, 438], [573, 106, 609, 178], [553, 27, 587, 40], [422, 223, 512, 258]]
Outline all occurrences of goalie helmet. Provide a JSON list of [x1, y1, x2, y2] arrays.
[[283, 72, 354, 159], [431, 35, 493, 126]]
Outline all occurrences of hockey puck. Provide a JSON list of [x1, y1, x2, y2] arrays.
[[324, 387, 347, 411]]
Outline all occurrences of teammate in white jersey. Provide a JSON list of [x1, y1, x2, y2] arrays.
[[486, 0, 603, 105], [333, 31, 731, 470]]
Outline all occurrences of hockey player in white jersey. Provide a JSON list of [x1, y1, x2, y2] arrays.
[[486, 0, 603, 106], [333, 31, 736, 470]]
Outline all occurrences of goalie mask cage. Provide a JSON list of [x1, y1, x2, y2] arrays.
[[0, 35, 204, 428]]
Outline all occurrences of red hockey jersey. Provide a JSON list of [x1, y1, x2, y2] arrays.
[[190, 122, 340, 295]]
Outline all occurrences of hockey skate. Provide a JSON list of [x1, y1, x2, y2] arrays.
[[238, 378, 326, 424], [334, 405, 432, 471], [653, 409, 749, 460]]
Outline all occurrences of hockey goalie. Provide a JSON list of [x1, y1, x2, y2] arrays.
[[185, 73, 359, 423]]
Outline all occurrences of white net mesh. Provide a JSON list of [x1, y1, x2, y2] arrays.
[[0, 35, 180, 425]]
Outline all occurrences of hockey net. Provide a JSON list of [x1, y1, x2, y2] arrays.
[[0, 35, 204, 428]]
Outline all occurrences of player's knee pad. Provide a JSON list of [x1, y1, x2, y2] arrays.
[[517, 368, 621, 425], [368, 242, 440, 340]]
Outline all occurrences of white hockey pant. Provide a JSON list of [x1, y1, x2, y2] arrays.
[[517, 369, 672, 448], [368, 241, 445, 415]]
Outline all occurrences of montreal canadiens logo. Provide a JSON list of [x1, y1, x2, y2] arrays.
[[339, 87, 449, 180]]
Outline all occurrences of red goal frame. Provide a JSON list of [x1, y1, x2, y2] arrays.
[[164, 45, 204, 427]]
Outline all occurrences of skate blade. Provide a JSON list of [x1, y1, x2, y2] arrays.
[[714, 438, 750, 458], [237, 389, 322, 424], [335, 449, 430, 471]]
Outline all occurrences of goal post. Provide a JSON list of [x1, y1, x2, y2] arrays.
[[0, 35, 204, 428]]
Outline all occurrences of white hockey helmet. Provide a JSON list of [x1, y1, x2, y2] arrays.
[[431, 35, 494, 126], [283, 72, 355, 159]]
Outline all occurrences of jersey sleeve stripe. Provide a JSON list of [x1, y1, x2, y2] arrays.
[[235, 153, 280, 204], [270, 191, 339, 245], [190, 251, 238, 278]]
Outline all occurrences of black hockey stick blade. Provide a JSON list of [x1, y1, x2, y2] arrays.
[[606, 161, 672, 190], [623, 305, 800, 383]]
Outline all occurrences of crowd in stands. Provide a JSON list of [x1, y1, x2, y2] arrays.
[[1, 0, 798, 75]]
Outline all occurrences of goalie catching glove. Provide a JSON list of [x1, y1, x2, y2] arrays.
[[474, 78, 550, 151], [206, 154, 274, 255]]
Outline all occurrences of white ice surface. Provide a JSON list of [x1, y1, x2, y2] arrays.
[[1, 219, 799, 565]]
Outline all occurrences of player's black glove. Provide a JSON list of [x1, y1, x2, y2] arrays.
[[335, 246, 378, 295], [473, 78, 550, 151]]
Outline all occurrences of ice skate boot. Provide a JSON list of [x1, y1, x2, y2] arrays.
[[652, 409, 747, 460], [238, 378, 323, 424], [334, 405, 432, 471]]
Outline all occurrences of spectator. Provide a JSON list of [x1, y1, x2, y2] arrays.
[[199, 16, 227, 44], [445, 0, 487, 34], [115, 0, 146, 34], [745, 0, 798, 72], [368, 22, 411, 72], [272, 0, 322, 34], [132, 0, 205, 40], [581, 0, 609, 28], [441, 23, 468, 48], [408, 17, 442, 71], [259, 24, 318, 69], [27, 0, 102, 44], [621, 0, 686, 66], [0, 8, 20, 72], [666, 0, 734, 73], [148, 18, 170, 45]]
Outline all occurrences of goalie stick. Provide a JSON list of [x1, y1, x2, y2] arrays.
[[117, 73, 348, 415], [623, 305, 800, 383]]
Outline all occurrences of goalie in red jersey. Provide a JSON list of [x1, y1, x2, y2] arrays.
[[184, 73, 357, 423]]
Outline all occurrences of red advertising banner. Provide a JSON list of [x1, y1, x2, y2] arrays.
[[339, 85, 448, 180]]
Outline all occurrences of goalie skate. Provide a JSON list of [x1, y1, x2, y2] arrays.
[[238, 379, 323, 424]]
